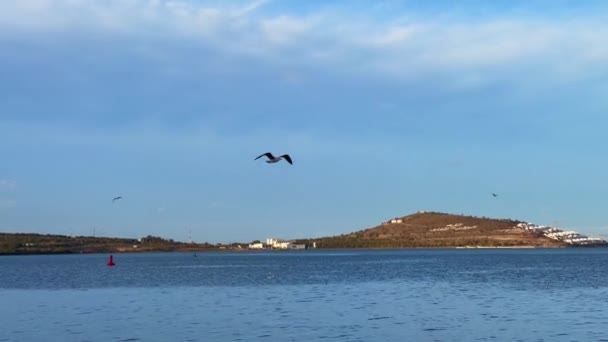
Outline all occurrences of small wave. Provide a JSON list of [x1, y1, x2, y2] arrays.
[[172, 265, 251, 268], [423, 328, 447, 331]]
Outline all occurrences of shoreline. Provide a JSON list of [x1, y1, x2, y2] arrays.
[[3, 245, 601, 256]]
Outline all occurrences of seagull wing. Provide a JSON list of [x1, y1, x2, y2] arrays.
[[280, 154, 293, 165], [255, 152, 274, 160]]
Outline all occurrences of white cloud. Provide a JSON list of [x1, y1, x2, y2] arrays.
[[1, 0, 607, 84], [259, 15, 316, 45], [235, 0, 270, 16], [0, 179, 17, 191]]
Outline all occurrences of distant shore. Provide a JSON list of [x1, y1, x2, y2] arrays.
[[3, 244, 596, 256], [3, 210, 608, 256]]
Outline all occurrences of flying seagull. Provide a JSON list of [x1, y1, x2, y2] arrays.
[[255, 152, 293, 165], [112, 196, 123, 203], [492, 193, 498, 198]]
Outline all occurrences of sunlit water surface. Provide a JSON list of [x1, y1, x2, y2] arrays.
[[1, 249, 608, 341]]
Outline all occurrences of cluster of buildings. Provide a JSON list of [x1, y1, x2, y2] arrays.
[[248, 238, 310, 250], [516, 222, 606, 246]]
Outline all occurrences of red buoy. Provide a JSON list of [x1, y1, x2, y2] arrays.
[[107, 255, 115, 266]]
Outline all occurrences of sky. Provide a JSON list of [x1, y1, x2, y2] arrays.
[[2, 0, 608, 243]]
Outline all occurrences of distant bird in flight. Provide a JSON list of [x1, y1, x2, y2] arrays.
[[255, 152, 293, 165], [492, 193, 498, 198], [112, 196, 123, 203]]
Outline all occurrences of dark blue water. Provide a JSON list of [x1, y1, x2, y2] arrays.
[[1, 249, 608, 341]]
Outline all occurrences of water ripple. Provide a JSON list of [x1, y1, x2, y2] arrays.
[[1, 249, 608, 341]]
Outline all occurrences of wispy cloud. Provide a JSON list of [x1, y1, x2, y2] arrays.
[[235, 0, 270, 16], [0, 199, 16, 209], [259, 15, 317, 46], [1, 0, 607, 85], [0, 120, 398, 162], [0, 179, 17, 191]]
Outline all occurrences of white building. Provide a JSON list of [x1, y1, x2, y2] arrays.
[[517, 222, 606, 245], [264, 238, 308, 249], [248, 242, 264, 249], [266, 238, 291, 249]]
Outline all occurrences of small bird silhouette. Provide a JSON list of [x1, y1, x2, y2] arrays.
[[112, 196, 123, 203], [255, 152, 293, 165], [492, 193, 498, 198]]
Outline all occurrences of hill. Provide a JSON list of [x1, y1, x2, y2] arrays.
[[3, 212, 605, 254], [0, 233, 221, 255], [308, 211, 573, 248]]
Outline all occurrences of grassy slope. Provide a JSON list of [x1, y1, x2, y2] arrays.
[[311, 212, 566, 248], [1, 212, 571, 253]]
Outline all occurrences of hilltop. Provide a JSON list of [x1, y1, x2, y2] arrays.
[[307, 211, 596, 248]]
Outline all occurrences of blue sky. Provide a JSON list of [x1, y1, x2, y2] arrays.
[[2, 0, 608, 243]]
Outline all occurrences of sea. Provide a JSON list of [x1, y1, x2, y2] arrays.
[[1, 249, 608, 342]]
